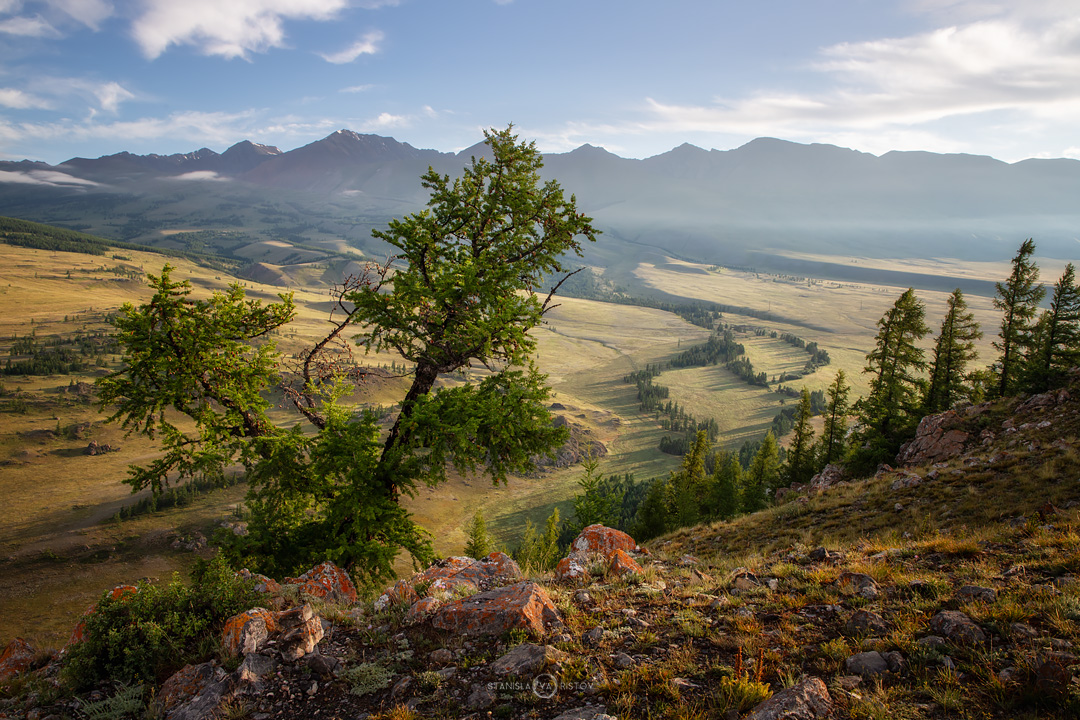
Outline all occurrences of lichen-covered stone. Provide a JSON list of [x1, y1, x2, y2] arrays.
[[608, 548, 642, 576], [375, 552, 522, 610], [276, 604, 324, 661], [554, 554, 589, 583], [491, 643, 567, 675], [572, 525, 637, 557], [896, 410, 969, 466], [155, 661, 232, 720], [221, 608, 277, 657], [0, 638, 35, 682], [404, 596, 440, 625], [431, 581, 562, 637], [284, 561, 357, 604]]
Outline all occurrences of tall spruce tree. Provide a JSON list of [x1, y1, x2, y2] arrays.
[[707, 450, 742, 520], [854, 288, 929, 467], [666, 430, 710, 529], [818, 370, 850, 468], [783, 388, 815, 486], [1025, 263, 1080, 392], [993, 239, 1044, 397], [923, 289, 981, 414], [743, 431, 780, 512]]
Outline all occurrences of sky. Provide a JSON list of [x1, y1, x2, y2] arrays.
[[2, 0, 1080, 165]]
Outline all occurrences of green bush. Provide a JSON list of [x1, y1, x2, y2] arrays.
[[62, 556, 260, 688]]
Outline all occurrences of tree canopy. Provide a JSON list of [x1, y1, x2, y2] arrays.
[[99, 126, 598, 586]]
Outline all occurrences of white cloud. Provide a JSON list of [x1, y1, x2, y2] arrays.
[[318, 30, 383, 63], [341, 84, 374, 93], [360, 111, 408, 130], [132, 0, 349, 59], [354, 0, 398, 7], [0, 169, 99, 186], [46, 0, 112, 30], [94, 81, 133, 113], [0, 88, 51, 109], [614, 4, 1080, 158], [0, 14, 60, 36], [173, 170, 228, 181]]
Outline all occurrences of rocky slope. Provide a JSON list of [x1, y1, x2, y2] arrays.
[[3, 379, 1080, 718]]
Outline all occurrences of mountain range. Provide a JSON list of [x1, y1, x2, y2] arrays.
[[2, 130, 1078, 288]]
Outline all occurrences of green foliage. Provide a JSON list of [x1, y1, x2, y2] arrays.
[[666, 430, 710, 528], [571, 455, 625, 531], [97, 265, 294, 495], [782, 389, 815, 486], [1025, 262, 1080, 393], [77, 683, 145, 720], [924, 288, 982, 414], [854, 288, 929, 469], [993, 239, 1045, 397], [62, 556, 260, 689], [515, 507, 562, 571], [707, 451, 742, 520], [464, 509, 496, 560], [350, 125, 597, 495], [341, 662, 394, 696], [743, 431, 779, 511], [818, 370, 851, 468], [101, 127, 595, 587]]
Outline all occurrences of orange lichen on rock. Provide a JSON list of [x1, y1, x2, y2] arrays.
[[431, 581, 562, 637], [221, 607, 277, 657], [284, 561, 357, 604], [571, 524, 638, 557], [0, 638, 35, 682], [236, 569, 282, 595], [608, 548, 642, 576]]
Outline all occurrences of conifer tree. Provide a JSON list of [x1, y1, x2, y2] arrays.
[[708, 450, 742, 520], [923, 289, 981, 414], [993, 239, 1044, 397], [854, 288, 929, 466], [666, 430, 710, 529], [782, 388, 815, 486], [818, 370, 850, 468], [464, 509, 495, 559], [1025, 263, 1080, 392], [743, 431, 779, 512]]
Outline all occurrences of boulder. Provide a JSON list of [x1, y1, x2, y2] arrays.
[[404, 596, 440, 625], [375, 552, 522, 610], [845, 651, 890, 676], [554, 554, 590, 583], [745, 676, 832, 720], [236, 569, 281, 595], [608, 548, 642, 577], [844, 610, 889, 637], [958, 585, 997, 603], [839, 572, 879, 599], [222, 608, 277, 657], [930, 610, 986, 644], [572, 525, 638, 556], [284, 561, 357, 604], [0, 638, 35, 682], [431, 581, 562, 637], [895, 411, 969, 466], [155, 661, 232, 720], [276, 604, 324, 661], [808, 464, 844, 491], [491, 643, 567, 676]]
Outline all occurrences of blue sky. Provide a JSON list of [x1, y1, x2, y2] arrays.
[[3, 0, 1080, 164]]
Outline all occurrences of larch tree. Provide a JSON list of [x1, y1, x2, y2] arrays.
[[98, 126, 598, 586], [923, 288, 981, 414], [782, 388, 815, 486], [818, 370, 850, 467], [854, 288, 929, 467], [1025, 262, 1080, 392], [742, 430, 780, 513], [993, 239, 1044, 398]]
